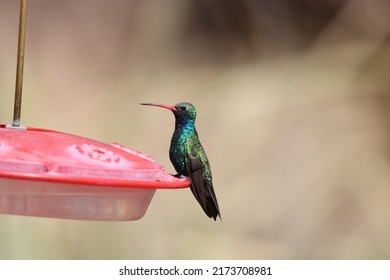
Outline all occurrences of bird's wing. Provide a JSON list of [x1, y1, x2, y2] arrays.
[[184, 142, 220, 220]]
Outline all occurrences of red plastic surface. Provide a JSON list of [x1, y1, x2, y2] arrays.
[[0, 125, 189, 220]]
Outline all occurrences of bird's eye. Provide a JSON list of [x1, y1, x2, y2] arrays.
[[180, 106, 187, 110]]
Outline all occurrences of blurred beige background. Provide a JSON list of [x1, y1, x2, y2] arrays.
[[0, 0, 390, 259]]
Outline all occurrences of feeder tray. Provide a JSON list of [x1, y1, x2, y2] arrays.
[[0, 125, 190, 220]]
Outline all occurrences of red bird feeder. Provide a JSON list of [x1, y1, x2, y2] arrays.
[[0, 126, 189, 220], [0, 1, 190, 220]]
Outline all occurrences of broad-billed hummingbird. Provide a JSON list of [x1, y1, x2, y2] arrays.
[[140, 102, 221, 220]]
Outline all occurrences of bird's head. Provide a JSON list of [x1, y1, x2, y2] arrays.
[[140, 102, 197, 123]]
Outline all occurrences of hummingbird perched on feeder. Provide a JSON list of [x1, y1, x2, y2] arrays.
[[140, 102, 221, 220]]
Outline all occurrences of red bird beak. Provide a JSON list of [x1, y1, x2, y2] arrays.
[[140, 103, 176, 111]]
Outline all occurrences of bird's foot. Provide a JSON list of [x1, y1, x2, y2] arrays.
[[172, 174, 188, 179]]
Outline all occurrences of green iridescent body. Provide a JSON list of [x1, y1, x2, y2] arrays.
[[169, 118, 196, 175], [140, 102, 220, 220]]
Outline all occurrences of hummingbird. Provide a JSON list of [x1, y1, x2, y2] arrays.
[[140, 102, 221, 220]]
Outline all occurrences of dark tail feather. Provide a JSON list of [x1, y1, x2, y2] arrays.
[[189, 183, 221, 221], [185, 151, 221, 221], [206, 198, 221, 221]]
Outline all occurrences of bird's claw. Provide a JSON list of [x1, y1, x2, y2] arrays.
[[172, 174, 188, 179]]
